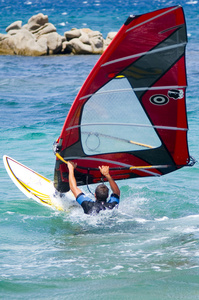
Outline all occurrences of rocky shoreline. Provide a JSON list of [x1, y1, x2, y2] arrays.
[[0, 13, 117, 56]]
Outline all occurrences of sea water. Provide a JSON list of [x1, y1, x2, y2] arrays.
[[0, 0, 199, 299]]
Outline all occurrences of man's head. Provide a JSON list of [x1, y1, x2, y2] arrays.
[[95, 184, 109, 203]]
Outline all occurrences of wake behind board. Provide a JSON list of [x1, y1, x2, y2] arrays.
[[3, 155, 76, 211]]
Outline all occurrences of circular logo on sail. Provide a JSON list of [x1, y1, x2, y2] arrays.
[[150, 95, 169, 105]]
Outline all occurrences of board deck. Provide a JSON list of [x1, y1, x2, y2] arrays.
[[3, 155, 76, 211]]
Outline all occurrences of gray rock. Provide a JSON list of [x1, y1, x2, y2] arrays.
[[44, 32, 63, 54], [63, 28, 104, 54], [6, 21, 22, 32], [27, 13, 48, 31], [0, 33, 7, 40], [33, 23, 57, 38], [88, 31, 104, 54], [7, 30, 21, 36], [5, 29, 47, 56], [0, 34, 14, 55], [64, 29, 81, 40], [79, 31, 90, 45], [0, 12, 117, 56], [104, 32, 117, 51], [36, 36, 48, 52], [61, 41, 73, 54], [68, 38, 93, 54]]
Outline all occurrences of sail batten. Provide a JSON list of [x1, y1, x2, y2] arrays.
[[64, 123, 188, 132], [126, 6, 180, 33], [101, 43, 186, 67], [80, 86, 187, 100]]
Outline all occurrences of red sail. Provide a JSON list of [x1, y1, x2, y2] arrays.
[[54, 6, 192, 192]]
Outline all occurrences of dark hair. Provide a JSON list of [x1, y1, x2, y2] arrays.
[[95, 184, 109, 202]]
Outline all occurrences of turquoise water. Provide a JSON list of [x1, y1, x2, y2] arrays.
[[1, 1, 199, 299]]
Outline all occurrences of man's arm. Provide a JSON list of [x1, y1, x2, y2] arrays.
[[99, 166, 120, 197], [67, 162, 82, 198]]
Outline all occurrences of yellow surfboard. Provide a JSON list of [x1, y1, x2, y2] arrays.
[[3, 155, 76, 211]]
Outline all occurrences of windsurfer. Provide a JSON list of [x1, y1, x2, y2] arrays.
[[67, 162, 120, 215]]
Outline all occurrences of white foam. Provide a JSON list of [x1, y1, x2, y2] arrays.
[[135, 218, 148, 224], [186, 0, 198, 4], [155, 216, 169, 222], [59, 22, 66, 27], [112, 265, 124, 270]]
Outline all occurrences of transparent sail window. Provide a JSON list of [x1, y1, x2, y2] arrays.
[[80, 77, 161, 155]]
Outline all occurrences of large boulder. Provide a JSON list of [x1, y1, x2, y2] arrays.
[[104, 32, 117, 51], [0, 33, 14, 55], [79, 31, 90, 44], [65, 38, 93, 54], [85, 29, 104, 54], [0, 29, 47, 56], [6, 21, 22, 32], [35, 24, 64, 54], [63, 28, 104, 54], [61, 41, 73, 54], [27, 13, 48, 31], [64, 28, 81, 40], [43, 32, 64, 54], [32, 23, 57, 38]]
